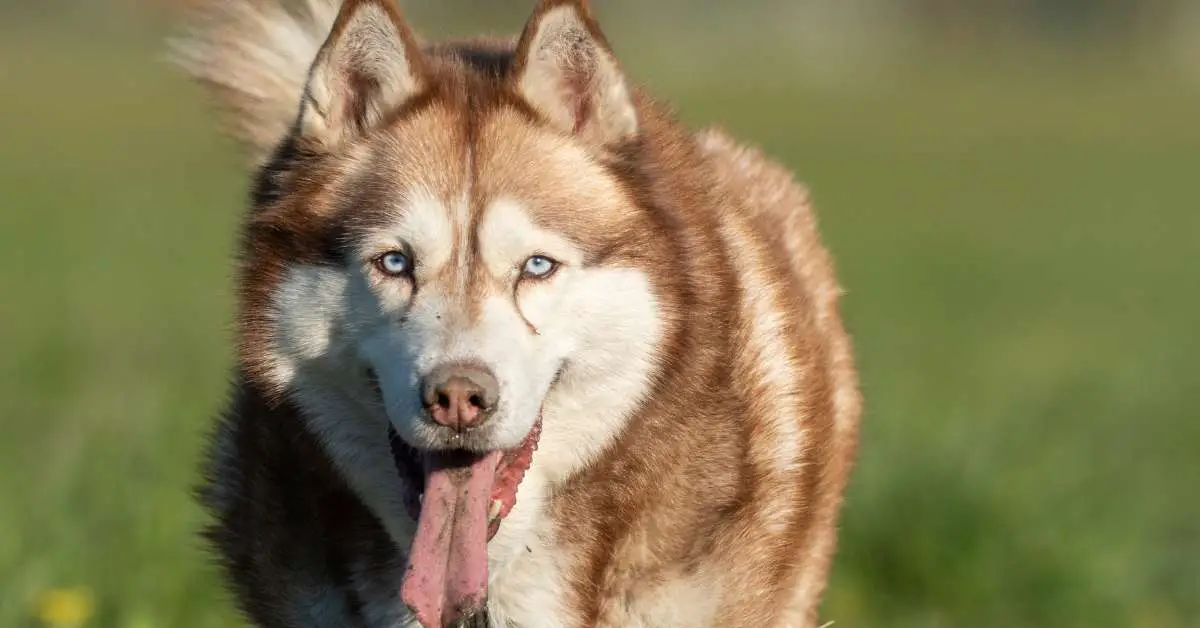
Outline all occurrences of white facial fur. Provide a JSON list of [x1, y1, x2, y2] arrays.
[[354, 190, 573, 453], [267, 187, 663, 473]]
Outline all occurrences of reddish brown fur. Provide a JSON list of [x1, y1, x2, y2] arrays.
[[180, 1, 861, 626]]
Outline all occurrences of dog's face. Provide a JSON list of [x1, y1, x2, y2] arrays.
[[336, 105, 658, 453]]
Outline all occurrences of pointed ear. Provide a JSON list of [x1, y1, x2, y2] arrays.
[[511, 0, 638, 148], [301, 0, 427, 146]]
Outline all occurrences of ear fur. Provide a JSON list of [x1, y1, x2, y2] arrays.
[[301, 0, 428, 145], [511, 0, 638, 148]]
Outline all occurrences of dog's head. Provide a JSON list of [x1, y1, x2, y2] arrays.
[[236, 0, 669, 470]]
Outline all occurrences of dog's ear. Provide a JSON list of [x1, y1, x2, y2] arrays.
[[300, 0, 427, 146], [511, 0, 638, 148]]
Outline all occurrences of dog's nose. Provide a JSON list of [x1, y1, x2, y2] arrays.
[[420, 363, 499, 431]]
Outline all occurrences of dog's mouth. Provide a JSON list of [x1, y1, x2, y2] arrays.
[[376, 375, 540, 628]]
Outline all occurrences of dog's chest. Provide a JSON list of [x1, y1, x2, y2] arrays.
[[483, 479, 578, 628]]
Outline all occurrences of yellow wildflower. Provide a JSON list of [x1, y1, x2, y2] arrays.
[[34, 587, 95, 627]]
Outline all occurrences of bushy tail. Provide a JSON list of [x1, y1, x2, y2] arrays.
[[168, 0, 341, 165]]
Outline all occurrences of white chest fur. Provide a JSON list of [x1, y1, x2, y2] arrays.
[[483, 470, 576, 628]]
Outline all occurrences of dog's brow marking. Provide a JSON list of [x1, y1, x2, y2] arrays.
[[452, 190, 472, 298], [461, 113, 484, 322], [461, 124, 475, 283]]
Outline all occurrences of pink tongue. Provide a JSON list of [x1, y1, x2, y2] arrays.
[[401, 450, 501, 628]]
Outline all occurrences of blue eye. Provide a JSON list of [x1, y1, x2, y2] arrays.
[[377, 251, 411, 276], [522, 255, 558, 278]]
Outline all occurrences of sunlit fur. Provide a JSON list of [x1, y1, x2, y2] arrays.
[[174, 1, 862, 626]]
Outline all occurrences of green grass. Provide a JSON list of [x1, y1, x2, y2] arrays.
[[2, 12, 1198, 628]]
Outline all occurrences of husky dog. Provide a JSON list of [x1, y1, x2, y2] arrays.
[[171, 0, 861, 626]]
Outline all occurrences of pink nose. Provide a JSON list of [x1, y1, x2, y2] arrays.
[[420, 363, 499, 431]]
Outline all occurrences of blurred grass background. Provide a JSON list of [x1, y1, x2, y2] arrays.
[[1, 0, 1197, 626]]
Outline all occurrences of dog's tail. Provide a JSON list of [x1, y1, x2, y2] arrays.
[[168, 0, 341, 165]]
